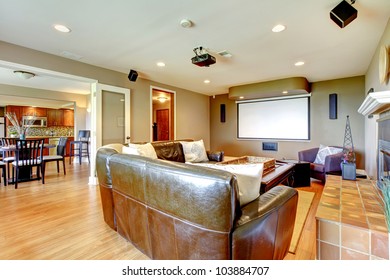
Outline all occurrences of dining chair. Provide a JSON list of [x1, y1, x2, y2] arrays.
[[69, 130, 90, 165], [1, 137, 19, 184], [42, 137, 67, 184], [11, 139, 44, 189], [0, 161, 6, 186]]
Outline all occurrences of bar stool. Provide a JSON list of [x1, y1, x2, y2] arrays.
[[69, 130, 90, 165]]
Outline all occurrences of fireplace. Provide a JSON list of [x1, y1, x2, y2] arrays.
[[378, 116, 390, 181]]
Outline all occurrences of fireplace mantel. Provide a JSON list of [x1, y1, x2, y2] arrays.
[[358, 90, 390, 116]]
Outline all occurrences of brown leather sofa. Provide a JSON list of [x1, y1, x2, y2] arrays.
[[96, 141, 298, 260]]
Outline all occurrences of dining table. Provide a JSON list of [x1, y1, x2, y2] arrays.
[[0, 142, 56, 184]]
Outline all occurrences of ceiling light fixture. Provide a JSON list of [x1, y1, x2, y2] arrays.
[[157, 62, 166, 67], [204, 80, 210, 84], [54, 24, 71, 33], [295, 61, 305, 66], [180, 19, 193, 28], [157, 96, 168, 103], [13, 70, 35, 79], [272, 24, 286, 33]]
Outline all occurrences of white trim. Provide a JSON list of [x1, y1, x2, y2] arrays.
[[89, 83, 130, 185], [236, 93, 311, 104], [150, 86, 176, 141], [358, 90, 390, 116]]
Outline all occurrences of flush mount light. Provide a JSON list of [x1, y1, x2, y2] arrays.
[[13, 70, 35, 79], [239, 96, 244, 99], [157, 96, 168, 103], [295, 61, 305, 66], [282, 90, 288, 94], [54, 24, 71, 33], [272, 24, 286, 33], [157, 62, 166, 67], [180, 19, 193, 28], [204, 79, 210, 84]]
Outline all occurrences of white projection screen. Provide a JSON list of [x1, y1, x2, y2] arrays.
[[237, 95, 310, 140]]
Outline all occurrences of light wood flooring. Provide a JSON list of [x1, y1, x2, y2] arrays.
[[0, 162, 323, 260]]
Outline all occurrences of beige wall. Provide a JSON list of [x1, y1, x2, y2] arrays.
[[0, 41, 210, 148], [364, 18, 390, 178], [210, 76, 366, 169]]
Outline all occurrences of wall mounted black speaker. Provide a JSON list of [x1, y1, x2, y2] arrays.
[[330, 0, 357, 28], [329, 93, 338, 119], [220, 104, 226, 123], [128, 69, 138, 82]]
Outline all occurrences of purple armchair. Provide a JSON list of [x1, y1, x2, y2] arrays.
[[298, 146, 344, 183]]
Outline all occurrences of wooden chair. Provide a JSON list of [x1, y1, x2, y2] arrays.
[[0, 161, 6, 186], [12, 139, 44, 189], [69, 130, 90, 165], [1, 137, 18, 184], [42, 137, 67, 184]]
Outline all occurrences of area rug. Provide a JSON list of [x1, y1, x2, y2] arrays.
[[288, 190, 315, 254]]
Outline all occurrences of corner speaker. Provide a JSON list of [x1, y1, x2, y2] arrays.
[[220, 104, 226, 123], [329, 93, 338, 119], [330, 1, 357, 28], [128, 69, 138, 82]]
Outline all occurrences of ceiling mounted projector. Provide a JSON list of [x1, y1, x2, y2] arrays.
[[191, 46, 216, 67], [330, 0, 358, 28]]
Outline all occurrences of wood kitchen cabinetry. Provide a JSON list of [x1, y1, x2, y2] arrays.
[[47, 109, 64, 126], [63, 109, 74, 127], [5, 105, 21, 125], [22, 106, 47, 117]]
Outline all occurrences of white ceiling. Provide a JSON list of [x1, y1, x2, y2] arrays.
[[0, 0, 389, 102]]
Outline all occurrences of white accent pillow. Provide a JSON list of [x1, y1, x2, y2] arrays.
[[122, 143, 158, 159], [181, 139, 209, 163], [193, 162, 264, 206], [313, 144, 343, 165]]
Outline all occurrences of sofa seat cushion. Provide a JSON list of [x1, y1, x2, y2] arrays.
[[311, 163, 325, 173], [191, 162, 264, 206], [181, 139, 209, 163]]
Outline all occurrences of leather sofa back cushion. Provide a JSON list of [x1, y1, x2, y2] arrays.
[[151, 141, 186, 162]]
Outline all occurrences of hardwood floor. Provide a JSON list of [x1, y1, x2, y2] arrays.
[[0, 162, 322, 260]]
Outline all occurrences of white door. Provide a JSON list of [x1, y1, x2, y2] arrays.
[[89, 83, 130, 185]]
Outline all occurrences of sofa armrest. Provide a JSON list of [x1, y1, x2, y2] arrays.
[[324, 152, 343, 173], [298, 147, 319, 163], [232, 186, 298, 260], [207, 150, 224, 162]]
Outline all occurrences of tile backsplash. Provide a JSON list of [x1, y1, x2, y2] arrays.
[[7, 126, 74, 137]]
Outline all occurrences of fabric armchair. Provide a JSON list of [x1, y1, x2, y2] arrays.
[[298, 146, 343, 183]]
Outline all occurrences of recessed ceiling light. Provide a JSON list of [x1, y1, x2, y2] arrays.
[[157, 62, 165, 67], [239, 96, 244, 99], [204, 79, 210, 84], [272, 24, 286, 33], [282, 90, 288, 94], [295, 61, 305, 66], [54, 24, 71, 33]]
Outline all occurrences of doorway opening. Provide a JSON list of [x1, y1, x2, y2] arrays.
[[151, 87, 175, 141]]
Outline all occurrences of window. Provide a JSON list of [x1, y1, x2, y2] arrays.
[[237, 94, 310, 140]]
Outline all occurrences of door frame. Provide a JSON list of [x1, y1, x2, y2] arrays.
[[150, 86, 176, 142], [90, 83, 130, 185]]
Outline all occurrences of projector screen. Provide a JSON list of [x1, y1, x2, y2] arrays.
[[237, 95, 310, 140]]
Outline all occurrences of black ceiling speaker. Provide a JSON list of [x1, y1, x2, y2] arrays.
[[128, 69, 138, 82], [330, 0, 358, 28]]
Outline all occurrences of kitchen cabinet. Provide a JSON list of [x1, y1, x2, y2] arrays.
[[63, 109, 74, 126], [65, 137, 74, 157], [47, 109, 64, 126], [22, 106, 47, 117], [5, 105, 21, 126]]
